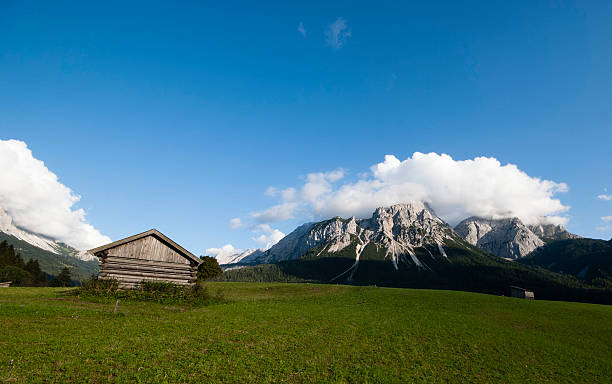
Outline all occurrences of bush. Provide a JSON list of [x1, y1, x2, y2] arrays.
[[0, 265, 34, 285], [74, 278, 224, 305], [197, 256, 223, 280], [82, 277, 119, 292]]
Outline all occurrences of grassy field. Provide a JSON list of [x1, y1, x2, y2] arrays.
[[1, 283, 611, 383]]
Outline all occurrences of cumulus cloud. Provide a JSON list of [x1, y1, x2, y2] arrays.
[[325, 17, 351, 49], [0, 139, 110, 250], [205, 244, 240, 260], [297, 22, 306, 37], [596, 214, 612, 232], [229, 218, 243, 229], [251, 202, 298, 223], [598, 194, 612, 201], [251, 224, 285, 250], [254, 152, 570, 226], [207, 224, 285, 258], [281, 187, 297, 201]]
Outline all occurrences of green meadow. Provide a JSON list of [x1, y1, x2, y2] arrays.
[[1, 283, 611, 383]]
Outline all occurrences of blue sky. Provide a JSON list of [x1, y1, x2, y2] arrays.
[[1, 1, 611, 254]]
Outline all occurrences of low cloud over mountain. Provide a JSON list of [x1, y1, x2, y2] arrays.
[[251, 152, 570, 227], [0, 139, 110, 250]]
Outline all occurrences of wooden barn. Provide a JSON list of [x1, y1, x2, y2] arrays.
[[510, 286, 535, 300], [89, 229, 202, 289]]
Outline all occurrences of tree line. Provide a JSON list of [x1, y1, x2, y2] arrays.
[[0, 240, 72, 287]]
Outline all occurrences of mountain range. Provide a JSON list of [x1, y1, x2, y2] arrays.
[[0, 207, 98, 281], [217, 202, 611, 303], [2, 198, 610, 302], [219, 202, 580, 265]]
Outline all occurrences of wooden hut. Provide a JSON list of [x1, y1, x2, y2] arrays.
[[89, 229, 201, 289], [510, 286, 535, 300]]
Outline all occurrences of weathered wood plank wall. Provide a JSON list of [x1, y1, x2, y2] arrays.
[[97, 235, 198, 289], [107, 236, 190, 264]]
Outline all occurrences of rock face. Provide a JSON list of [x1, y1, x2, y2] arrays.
[[527, 224, 580, 241], [244, 202, 459, 271], [454, 217, 578, 259]]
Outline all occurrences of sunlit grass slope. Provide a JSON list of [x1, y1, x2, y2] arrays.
[[1, 283, 611, 383]]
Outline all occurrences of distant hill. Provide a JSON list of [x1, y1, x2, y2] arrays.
[[519, 238, 612, 285], [0, 232, 98, 282], [217, 203, 611, 304]]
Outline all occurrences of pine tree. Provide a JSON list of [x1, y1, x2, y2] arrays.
[[25, 259, 46, 284], [197, 256, 223, 280], [50, 267, 72, 287]]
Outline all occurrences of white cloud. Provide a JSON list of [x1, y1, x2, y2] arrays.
[[325, 17, 351, 49], [256, 152, 570, 226], [598, 194, 612, 201], [251, 224, 285, 250], [229, 218, 243, 229], [205, 244, 242, 264], [0, 139, 110, 249], [602, 215, 612, 222], [596, 225, 612, 232], [297, 22, 306, 37], [251, 202, 298, 223], [281, 187, 297, 201]]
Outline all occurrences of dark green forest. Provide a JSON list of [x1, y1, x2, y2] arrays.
[[0, 240, 47, 286], [0, 233, 97, 283]]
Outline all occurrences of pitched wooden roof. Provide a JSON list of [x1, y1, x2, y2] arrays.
[[88, 229, 201, 265]]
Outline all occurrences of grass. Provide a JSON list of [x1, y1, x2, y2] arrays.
[[0, 283, 611, 383]]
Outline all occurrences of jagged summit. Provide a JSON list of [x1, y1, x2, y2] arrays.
[[454, 216, 578, 259], [221, 203, 580, 270], [237, 202, 460, 273], [527, 223, 580, 241]]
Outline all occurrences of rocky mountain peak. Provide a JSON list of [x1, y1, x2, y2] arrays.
[[241, 201, 457, 271], [454, 216, 579, 260], [527, 223, 579, 241], [359, 202, 451, 250]]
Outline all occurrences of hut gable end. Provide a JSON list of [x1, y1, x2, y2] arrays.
[[89, 229, 201, 289], [107, 236, 190, 265]]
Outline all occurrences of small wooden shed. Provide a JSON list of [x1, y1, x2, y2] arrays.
[[510, 286, 535, 300], [89, 229, 201, 289]]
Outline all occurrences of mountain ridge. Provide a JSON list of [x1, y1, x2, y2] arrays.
[[0, 206, 95, 261], [241, 202, 457, 272], [0, 206, 98, 281], [454, 216, 578, 259]]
